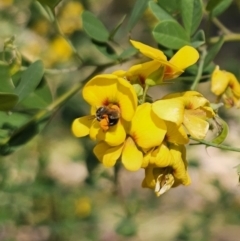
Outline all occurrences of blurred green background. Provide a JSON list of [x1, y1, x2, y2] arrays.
[[1, 0, 240, 240]]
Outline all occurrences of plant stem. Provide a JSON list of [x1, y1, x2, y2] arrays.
[[211, 17, 232, 35], [141, 84, 149, 104], [190, 137, 240, 152], [210, 34, 240, 43], [190, 48, 207, 90]]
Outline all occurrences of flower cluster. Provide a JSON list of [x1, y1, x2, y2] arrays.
[[72, 40, 216, 196], [211, 66, 240, 108]]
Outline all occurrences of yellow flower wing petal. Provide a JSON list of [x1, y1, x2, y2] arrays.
[[130, 40, 167, 61], [169, 46, 199, 70], [116, 77, 138, 121], [165, 121, 189, 144], [72, 116, 93, 137], [130, 103, 167, 149], [112, 70, 126, 77], [93, 142, 123, 167], [122, 137, 143, 171], [96, 120, 126, 146], [142, 166, 156, 189], [152, 98, 185, 125], [170, 144, 190, 185], [211, 67, 229, 96], [228, 72, 240, 97], [152, 142, 173, 167], [183, 113, 209, 139]]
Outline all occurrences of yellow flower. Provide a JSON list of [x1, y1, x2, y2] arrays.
[[142, 144, 191, 196], [115, 40, 199, 84], [72, 74, 137, 146], [211, 66, 240, 108], [93, 103, 167, 171], [152, 91, 215, 140]]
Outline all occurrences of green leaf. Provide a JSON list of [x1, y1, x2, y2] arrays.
[[180, 0, 203, 36], [20, 84, 52, 109], [36, 0, 61, 9], [126, 0, 149, 31], [0, 61, 14, 93], [118, 47, 138, 61], [109, 15, 126, 40], [82, 11, 110, 43], [0, 92, 18, 111], [157, 0, 180, 14], [115, 218, 137, 237], [148, 1, 176, 22], [204, 36, 224, 68], [92, 40, 118, 60], [153, 21, 190, 49], [15, 60, 44, 103], [206, 0, 222, 12], [191, 29, 205, 48], [211, 0, 232, 17]]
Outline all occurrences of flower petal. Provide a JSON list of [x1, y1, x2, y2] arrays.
[[152, 98, 185, 125], [183, 113, 209, 139], [169, 46, 199, 70], [95, 120, 126, 146], [93, 141, 123, 167], [130, 40, 167, 61], [211, 66, 229, 96], [72, 116, 93, 137], [130, 103, 167, 149], [165, 121, 189, 144], [122, 137, 143, 171]]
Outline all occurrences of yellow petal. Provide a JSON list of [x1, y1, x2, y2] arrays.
[[130, 40, 167, 61], [183, 113, 209, 139], [165, 121, 189, 144], [72, 116, 93, 137], [211, 66, 229, 96], [169, 144, 190, 185], [152, 98, 185, 125], [122, 137, 143, 171], [130, 103, 167, 148], [151, 142, 173, 167], [142, 166, 156, 189], [228, 72, 240, 97], [95, 120, 126, 146], [93, 142, 123, 167], [169, 46, 199, 70]]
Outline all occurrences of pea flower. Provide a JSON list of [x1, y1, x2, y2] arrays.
[[113, 40, 199, 86], [211, 66, 240, 108], [152, 91, 215, 140], [93, 103, 167, 171], [142, 144, 191, 196], [72, 74, 137, 146]]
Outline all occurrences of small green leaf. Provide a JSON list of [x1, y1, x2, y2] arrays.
[[204, 36, 224, 68], [148, 1, 176, 22], [36, 0, 61, 9], [115, 218, 137, 237], [157, 0, 180, 14], [92, 40, 117, 60], [153, 20, 190, 49], [0, 92, 18, 111], [206, 0, 223, 12], [15, 60, 44, 103], [82, 11, 110, 43], [191, 29, 205, 48], [118, 47, 138, 61], [180, 0, 203, 36], [20, 84, 52, 109], [109, 15, 126, 40], [126, 0, 149, 31], [0, 61, 14, 93], [211, 0, 232, 17]]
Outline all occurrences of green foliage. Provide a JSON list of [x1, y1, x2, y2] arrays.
[[153, 20, 190, 49], [206, 0, 233, 17], [126, 0, 149, 31], [82, 10, 110, 42]]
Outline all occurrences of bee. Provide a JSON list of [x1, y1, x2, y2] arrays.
[[95, 105, 120, 131]]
